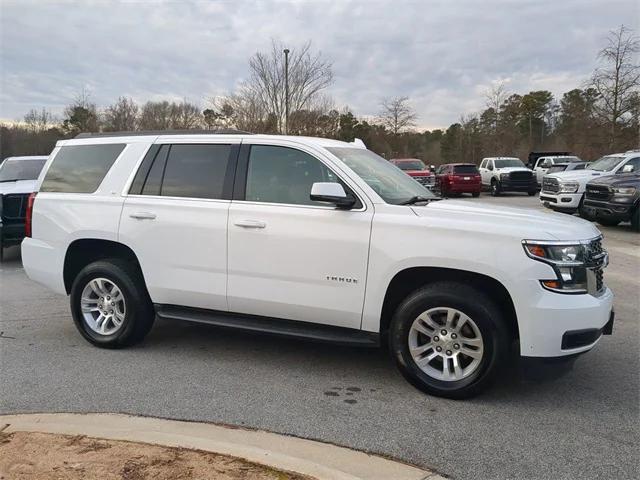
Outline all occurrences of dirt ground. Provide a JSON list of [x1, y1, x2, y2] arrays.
[[0, 431, 313, 480]]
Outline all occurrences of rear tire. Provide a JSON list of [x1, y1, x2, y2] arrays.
[[472, 192, 480, 198], [527, 190, 536, 196], [70, 259, 155, 348], [389, 282, 508, 399]]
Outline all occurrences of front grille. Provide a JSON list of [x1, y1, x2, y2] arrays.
[[414, 175, 435, 188], [509, 171, 533, 182], [542, 177, 560, 193], [595, 267, 604, 292], [586, 237, 606, 294], [585, 184, 611, 201], [1, 194, 28, 220]]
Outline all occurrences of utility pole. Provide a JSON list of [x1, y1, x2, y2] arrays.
[[283, 48, 290, 135]]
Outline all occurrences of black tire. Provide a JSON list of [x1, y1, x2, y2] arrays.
[[597, 218, 621, 227], [527, 190, 536, 196], [472, 192, 480, 198], [490, 179, 500, 196], [70, 258, 155, 348], [578, 195, 594, 221], [632, 207, 640, 232], [389, 282, 508, 399]]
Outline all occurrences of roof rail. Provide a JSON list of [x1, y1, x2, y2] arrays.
[[75, 129, 252, 139], [625, 149, 640, 153]]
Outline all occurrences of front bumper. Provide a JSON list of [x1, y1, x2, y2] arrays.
[[518, 285, 614, 358], [499, 179, 537, 192], [540, 192, 582, 210], [583, 198, 635, 221]]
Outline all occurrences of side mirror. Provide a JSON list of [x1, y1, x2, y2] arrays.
[[310, 182, 356, 209]]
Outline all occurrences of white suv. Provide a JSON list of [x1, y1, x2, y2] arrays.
[[540, 151, 640, 216], [22, 132, 614, 398], [478, 157, 537, 196]]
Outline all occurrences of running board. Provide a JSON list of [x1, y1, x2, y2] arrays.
[[154, 304, 380, 347]]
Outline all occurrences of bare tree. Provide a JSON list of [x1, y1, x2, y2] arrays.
[[244, 40, 333, 133], [24, 108, 53, 132], [139, 101, 173, 130], [379, 96, 417, 135], [103, 96, 138, 131], [61, 88, 99, 134], [169, 99, 202, 129], [591, 25, 640, 148]]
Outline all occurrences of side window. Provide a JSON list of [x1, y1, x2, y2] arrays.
[[480, 160, 486, 169], [160, 144, 231, 199], [245, 145, 340, 206], [41, 144, 126, 193], [142, 145, 169, 196], [619, 157, 640, 173], [487, 160, 494, 171]]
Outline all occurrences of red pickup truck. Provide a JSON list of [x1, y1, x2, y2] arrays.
[[389, 158, 434, 188], [435, 163, 482, 197]]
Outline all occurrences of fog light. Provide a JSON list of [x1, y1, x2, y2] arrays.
[[542, 280, 560, 289], [561, 197, 572, 203]]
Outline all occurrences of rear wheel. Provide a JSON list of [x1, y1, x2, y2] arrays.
[[389, 282, 508, 399], [472, 192, 480, 198], [490, 179, 500, 196], [70, 259, 155, 348], [527, 190, 537, 196]]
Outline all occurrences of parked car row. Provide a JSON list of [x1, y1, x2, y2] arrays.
[[391, 150, 638, 232]]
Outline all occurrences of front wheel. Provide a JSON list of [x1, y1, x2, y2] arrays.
[[490, 179, 500, 196], [527, 190, 537, 196], [389, 282, 508, 399], [632, 207, 639, 232], [578, 195, 594, 221], [70, 259, 155, 348], [472, 192, 480, 198], [597, 218, 621, 227]]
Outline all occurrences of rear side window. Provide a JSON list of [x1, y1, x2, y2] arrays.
[[453, 165, 478, 174], [161, 144, 231, 199], [40, 144, 125, 193]]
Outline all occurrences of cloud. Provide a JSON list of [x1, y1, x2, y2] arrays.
[[1, 0, 638, 129]]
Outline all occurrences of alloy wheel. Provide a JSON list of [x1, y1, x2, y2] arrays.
[[80, 277, 126, 335], [408, 307, 484, 381]]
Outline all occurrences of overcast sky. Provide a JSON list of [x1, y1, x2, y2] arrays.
[[1, 0, 638, 129]]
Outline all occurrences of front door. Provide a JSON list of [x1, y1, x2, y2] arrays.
[[227, 143, 373, 329]]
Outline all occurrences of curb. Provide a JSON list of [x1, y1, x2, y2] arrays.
[[0, 413, 444, 480]]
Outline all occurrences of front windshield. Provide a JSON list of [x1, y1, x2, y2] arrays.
[[327, 147, 437, 204], [494, 158, 525, 168], [0, 159, 47, 182], [588, 156, 624, 172], [395, 160, 425, 171]]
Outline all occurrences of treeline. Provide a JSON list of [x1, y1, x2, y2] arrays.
[[1, 27, 638, 164]]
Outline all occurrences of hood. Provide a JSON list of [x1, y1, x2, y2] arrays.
[[588, 172, 640, 187], [411, 200, 600, 241], [547, 169, 610, 183], [0, 179, 38, 195], [494, 166, 531, 173]]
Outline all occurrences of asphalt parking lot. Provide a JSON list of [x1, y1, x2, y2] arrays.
[[1, 193, 638, 480]]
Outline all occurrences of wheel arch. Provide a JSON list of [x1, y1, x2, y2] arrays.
[[379, 266, 519, 342], [63, 238, 144, 294]]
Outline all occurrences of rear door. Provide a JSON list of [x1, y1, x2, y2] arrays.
[[226, 141, 373, 329], [119, 138, 239, 311]]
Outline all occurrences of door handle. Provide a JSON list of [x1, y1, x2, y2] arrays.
[[234, 219, 266, 229], [129, 212, 157, 220]]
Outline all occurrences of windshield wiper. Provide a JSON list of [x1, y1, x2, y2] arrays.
[[399, 196, 441, 205]]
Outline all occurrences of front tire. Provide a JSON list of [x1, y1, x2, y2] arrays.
[[472, 192, 480, 198], [578, 195, 594, 221], [70, 259, 155, 348], [597, 218, 621, 227], [389, 282, 508, 399], [632, 207, 639, 232], [490, 179, 500, 196]]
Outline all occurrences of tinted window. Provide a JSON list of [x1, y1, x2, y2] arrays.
[[41, 144, 125, 193], [160, 144, 230, 199], [0, 159, 46, 182], [246, 145, 338, 206], [573, 163, 586, 170], [142, 145, 169, 196], [494, 158, 525, 168], [453, 165, 478, 174], [396, 160, 425, 171]]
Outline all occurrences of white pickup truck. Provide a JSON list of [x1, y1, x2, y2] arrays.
[[540, 151, 640, 217], [478, 157, 537, 196], [22, 132, 614, 398], [532, 155, 583, 185]]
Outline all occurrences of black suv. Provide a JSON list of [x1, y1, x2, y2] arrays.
[[584, 173, 640, 231]]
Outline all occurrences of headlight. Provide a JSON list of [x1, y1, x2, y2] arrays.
[[523, 241, 588, 293], [558, 182, 579, 193], [613, 187, 636, 195], [500, 173, 510, 180]]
